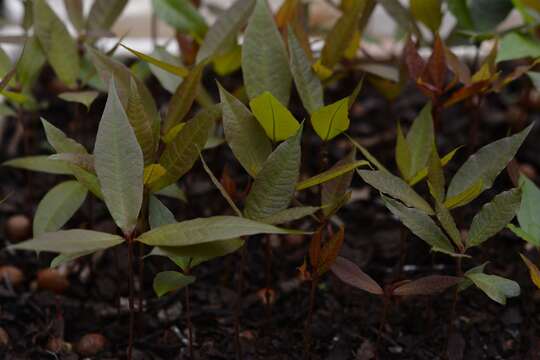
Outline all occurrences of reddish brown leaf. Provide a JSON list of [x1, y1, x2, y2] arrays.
[[444, 81, 488, 107], [318, 225, 345, 275], [404, 37, 425, 81], [220, 165, 237, 201], [444, 45, 471, 86], [422, 35, 447, 92], [392, 275, 461, 296], [331, 256, 383, 295]]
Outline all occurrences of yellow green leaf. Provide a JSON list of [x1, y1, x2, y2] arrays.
[[163, 123, 186, 144], [311, 98, 350, 141], [121, 44, 188, 77], [144, 164, 167, 189], [249, 91, 300, 142], [408, 147, 460, 186], [444, 179, 483, 209], [410, 0, 442, 33], [297, 160, 369, 191], [520, 253, 540, 289], [395, 121, 412, 180]]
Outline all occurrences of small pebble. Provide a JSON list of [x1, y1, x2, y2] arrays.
[[37, 269, 70, 294], [75, 333, 106, 356], [0, 265, 24, 286], [5, 214, 31, 242]]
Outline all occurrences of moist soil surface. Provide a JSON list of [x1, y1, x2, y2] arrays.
[[1, 66, 540, 359]]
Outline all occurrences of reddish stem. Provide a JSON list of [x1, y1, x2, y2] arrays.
[[126, 233, 135, 360]]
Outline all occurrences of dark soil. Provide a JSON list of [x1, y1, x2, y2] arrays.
[[1, 65, 540, 360]]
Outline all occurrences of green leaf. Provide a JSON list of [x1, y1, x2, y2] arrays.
[[63, 0, 84, 32], [94, 80, 144, 234], [435, 200, 463, 250], [33, 181, 88, 236], [358, 169, 434, 214], [497, 32, 540, 62], [242, 0, 291, 105], [287, 28, 324, 114], [51, 250, 95, 268], [321, 149, 357, 216], [427, 145, 445, 202], [157, 108, 215, 189], [469, 0, 513, 32], [149, 195, 176, 229], [514, 176, 540, 245], [259, 206, 319, 225], [311, 98, 350, 141], [382, 196, 455, 254], [508, 224, 538, 246], [244, 126, 302, 220], [33, 0, 79, 86], [86, 46, 161, 144], [320, 0, 365, 70], [11, 230, 124, 253], [200, 154, 243, 217], [298, 160, 369, 191], [395, 121, 412, 180], [16, 36, 46, 91], [3, 156, 72, 175], [121, 44, 189, 78], [154, 271, 195, 297], [137, 216, 306, 247], [197, 0, 255, 63], [447, 0, 474, 30], [467, 273, 520, 305], [163, 61, 206, 135], [458, 262, 488, 291], [87, 0, 128, 32], [447, 124, 533, 199], [406, 103, 434, 179], [127, 78, 156, 166], [148, 47, 183, 93], [249, 91, 300, 142], [151, 0, 207, 41], [154, 184, 187, 202], [378, 0, 421, 39], [69, 164, 103, 199], [41, 118, 87, 154], [468, 188, 521, 247], [346, 134, 388, 171], [410, 0, 442, 33], [154, 238, 244, 259], [58, 91, 99, 110], [219, 84, 272, 177], [51, 153, 94, 174], [444, 179, 484, 209]]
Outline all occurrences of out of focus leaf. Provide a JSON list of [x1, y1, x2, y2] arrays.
[[242, 0, 291, 105], [58, 91, 99, 110], [87, 0, 128, 32], [16, 37, 45, 91], [410, 0, 442, 33], [121, 44, 188, 78], [149, 195, 176, 229], [153, 271, 195, 297], [151, 0, 207, 40], [288, 28, 323, 114], [260, 206, 319, 225], [197, 0, 255, 63], [497, 33, 540, 62], [520, 254, 540, 289], [512, 176, 540, 246], [64, 0, 84, 32], [3, 156, 72, 175], [33, 0, 79, 86], [298, 160, 368, 191]]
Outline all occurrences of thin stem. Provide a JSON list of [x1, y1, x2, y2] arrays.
[[234, 244, 247, 360], [185, 280, 194, 359], [446, 257, 463, 356], [264, 235, 273, 333], [303, 268, 319, 360], [395, 226, 408, 280], [375, 297, 390, 357], [126, 233, 135, 360]]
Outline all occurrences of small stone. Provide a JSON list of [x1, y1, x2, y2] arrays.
[[75, 333, 106, 356], [0, 327, 9, 347], [5, 214, 31, 242], [46, 337, 71, 353], [37, 269, 69, 294], [0, 265, 24, 286]]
